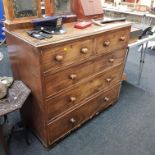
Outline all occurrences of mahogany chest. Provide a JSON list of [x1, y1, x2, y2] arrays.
[[5, 22, 131, 147]]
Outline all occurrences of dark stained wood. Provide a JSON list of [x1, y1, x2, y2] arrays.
[[96, 27, 130, 55], [44, 49, 126, 96], [46, 63, 123, 99], [46, 64, 123, 121], [5, 21, 131, 147], [8, 22, 131, 47], [47, 84, 120, 145], [4, 20, 34, 31], [45, 0, 54, 16], [41, 38, 94, 72], [5, 32, 48, 145]]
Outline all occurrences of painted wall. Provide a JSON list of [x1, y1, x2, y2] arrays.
[[139, 0, 152, 7]]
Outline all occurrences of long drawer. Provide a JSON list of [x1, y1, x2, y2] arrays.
[[96, 27, 130, 55], [41, 39, 94, 72], [47, 84, 120, 145], [44, 49, 126, 98], [46, 64, 123, 120]]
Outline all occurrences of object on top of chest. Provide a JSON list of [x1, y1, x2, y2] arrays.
[[72, 0, 104, 20], [2, 0, 41, 21], [27, 16, 66, 39], [2, 0, 41, 31]]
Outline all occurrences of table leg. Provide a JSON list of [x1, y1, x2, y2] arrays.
[[138, 42, 148, 84], [0, 125, 8, 155], [20, 111, 30, 145]]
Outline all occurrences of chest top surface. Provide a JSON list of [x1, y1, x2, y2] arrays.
[[6, 21, 131, 48]]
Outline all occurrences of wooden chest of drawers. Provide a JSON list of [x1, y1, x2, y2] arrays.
[[5, 22, 131, 147]]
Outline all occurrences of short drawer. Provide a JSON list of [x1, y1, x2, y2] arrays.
[[41, 39, 94, 72], [46, 64, 123, 120], [96, 27, 130, 55], [47, 84, 120, 145], [45, 49, 126, 97]]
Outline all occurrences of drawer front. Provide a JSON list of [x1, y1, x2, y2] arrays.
[[41, 39, 94, 72], [96, 27, 130, 55], [47, 64, 123, 120], [45, 49, 126, 97], [47, 84, 120, 145]]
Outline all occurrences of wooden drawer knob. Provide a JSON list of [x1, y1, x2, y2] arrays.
[[103, 41, 110, 47], [55, 55, 63, 62], [106, 78, 112, 83], [109, 58, 114, 63], [70, 96, 76, 102], [69, 74, 77, 80], [70, 118, 76, 124], [120, 36, 126, 41], [104, 97, 110, 102], [81, 47, 88, 54]]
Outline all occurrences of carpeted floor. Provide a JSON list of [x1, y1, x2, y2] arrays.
[[9, 82, 155, 155], [125, 47, 155, 95], [1, 45, 155, 155], [0, 45, 12, 77]]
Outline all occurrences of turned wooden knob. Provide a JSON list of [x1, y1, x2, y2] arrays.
[[109, 58, 114, 63], [120, 36, 126, 41], [106, 78, 112, 83], [103, 41, 110, 47], [70, 96, 76, 102], [104, 97, 110, 102], [55, 55, 63, 62], [70, 118, 76, 124], [69, 74, 77, 80], [81, 47, 88, 54]]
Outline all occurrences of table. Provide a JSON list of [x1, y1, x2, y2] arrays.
[[0, 81, 31, 155], [104, 7, 155, 25]]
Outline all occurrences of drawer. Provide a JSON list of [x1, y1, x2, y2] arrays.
[[96, 27, 130, 55], [45, 49, 126, 97], [46, 64, 123, 120], [41, 39, 94, 72], [47, 84, 120, 145]]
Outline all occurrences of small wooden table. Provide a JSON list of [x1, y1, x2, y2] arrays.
[[0, 81, 31, 155]]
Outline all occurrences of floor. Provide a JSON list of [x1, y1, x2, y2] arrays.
[[0, 44, 155, 155], [125, 46, 155, 95]]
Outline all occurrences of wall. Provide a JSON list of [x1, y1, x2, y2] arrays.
[[139, 0, 152, 7]]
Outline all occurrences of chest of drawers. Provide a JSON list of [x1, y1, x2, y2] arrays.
[[5, 22, 131, 147]]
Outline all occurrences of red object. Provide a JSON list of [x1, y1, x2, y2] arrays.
[[74, 21, 92, 29]]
